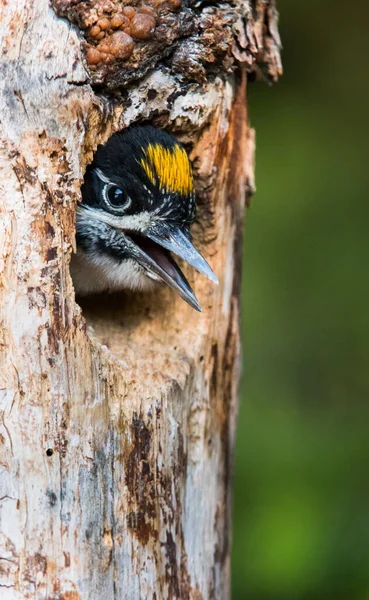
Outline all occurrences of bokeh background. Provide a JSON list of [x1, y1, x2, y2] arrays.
[[233, 1, 369, 598]]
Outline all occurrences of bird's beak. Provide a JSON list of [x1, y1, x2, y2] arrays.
[[146, 223, 218, 284], [126, 222, 217, 311]]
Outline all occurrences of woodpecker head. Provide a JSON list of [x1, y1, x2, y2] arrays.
[[72, 125, 217, 311]]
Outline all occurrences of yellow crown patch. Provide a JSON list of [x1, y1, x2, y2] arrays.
[[140, 143, 194, 196]]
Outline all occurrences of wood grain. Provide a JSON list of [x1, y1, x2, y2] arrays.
[[0, 1, 280, 598]]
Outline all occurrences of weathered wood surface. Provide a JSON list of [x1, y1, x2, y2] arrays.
[[0, 1, 280, 598]]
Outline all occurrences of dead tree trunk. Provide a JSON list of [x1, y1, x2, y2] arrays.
[[0, 1, 281, 598]]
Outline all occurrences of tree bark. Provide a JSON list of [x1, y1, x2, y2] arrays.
[[0, 1, 280, 598]]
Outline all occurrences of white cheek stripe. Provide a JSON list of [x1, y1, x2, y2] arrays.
[[78, 205, 152, 233]]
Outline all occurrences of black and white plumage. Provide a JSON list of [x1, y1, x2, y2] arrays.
[[71, 125, 217, 311]]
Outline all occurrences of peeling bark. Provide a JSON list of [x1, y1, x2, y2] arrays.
[[0, 1, 280, 598]]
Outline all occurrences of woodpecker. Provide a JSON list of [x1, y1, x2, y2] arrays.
[[71, 125, 217, 311]]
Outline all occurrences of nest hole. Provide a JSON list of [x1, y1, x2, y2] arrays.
[[72, 123, 213, 376]]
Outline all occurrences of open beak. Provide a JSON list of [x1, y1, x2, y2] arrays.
[[126, 222, 217, 311]]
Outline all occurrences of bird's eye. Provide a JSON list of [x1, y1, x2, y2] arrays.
[[108, 186, 124, 206], [103, 184, 132, 213]]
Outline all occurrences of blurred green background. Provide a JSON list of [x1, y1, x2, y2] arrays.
[[233, 1, 369, 598]]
